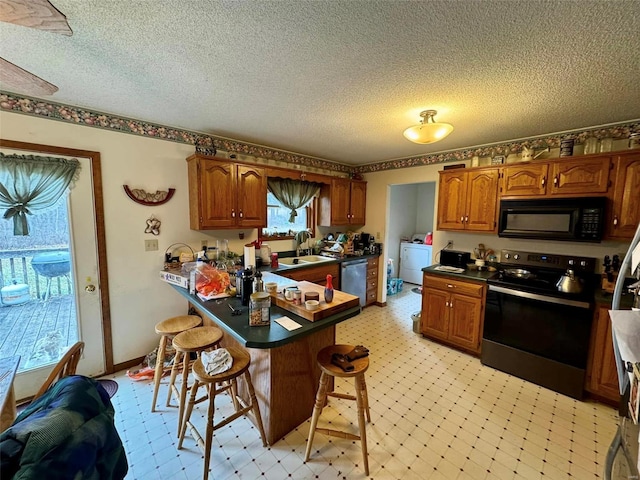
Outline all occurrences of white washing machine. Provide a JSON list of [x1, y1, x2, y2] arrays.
[[399, 234, 433, 285]]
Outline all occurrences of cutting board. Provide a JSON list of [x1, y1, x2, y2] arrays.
[[271, 281, 360, 322]]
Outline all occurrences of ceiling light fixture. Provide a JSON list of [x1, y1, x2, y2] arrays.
[[403, 110, 454, 144]]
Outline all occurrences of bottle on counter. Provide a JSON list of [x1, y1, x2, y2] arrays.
[[324, 274, 334, 303], [253, 270, 264, 292], [241, 267, 254, 306]]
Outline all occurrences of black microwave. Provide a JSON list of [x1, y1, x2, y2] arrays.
[[498, 197, 606, 242]]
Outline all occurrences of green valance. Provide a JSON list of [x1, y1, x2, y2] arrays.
[[0, 153, 81, 235]]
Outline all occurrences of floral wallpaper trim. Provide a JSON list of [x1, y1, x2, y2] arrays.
[[0, 91, 350, 174], [353, 122, 640, 174], [1, 91, 638, 176]]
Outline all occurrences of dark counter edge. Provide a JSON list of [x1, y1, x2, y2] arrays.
[[422, 264, 635, 309], [167, 283, 361, 349]]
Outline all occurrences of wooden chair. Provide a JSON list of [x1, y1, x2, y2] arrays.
[[32, 341, 85, 401]]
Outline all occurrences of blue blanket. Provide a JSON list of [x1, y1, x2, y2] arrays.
[[1, 375, 128, 479]]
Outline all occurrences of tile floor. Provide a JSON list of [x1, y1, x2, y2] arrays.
[[104, 285, 619, 479]]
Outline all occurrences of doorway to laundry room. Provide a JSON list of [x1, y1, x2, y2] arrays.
[[386, 181, 436, 333]]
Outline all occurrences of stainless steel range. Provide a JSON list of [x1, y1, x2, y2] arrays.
[[481, 249, 598, 399]]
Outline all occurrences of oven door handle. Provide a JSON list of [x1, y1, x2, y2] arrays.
[[488, 285, 592, 309]]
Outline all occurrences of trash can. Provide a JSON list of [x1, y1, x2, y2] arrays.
[[411, 311, 421, 334]]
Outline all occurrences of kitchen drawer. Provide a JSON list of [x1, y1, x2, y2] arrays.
[[367, 278, 378, 292], [366, 289, 377, 305], [367, 257, 379, 269], [424, 275, 484, 298], [367, 266, 378, 280]]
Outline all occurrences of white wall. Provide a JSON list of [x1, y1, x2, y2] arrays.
[[0, 111, 324, 365], [416, 182, 436, 234], [388, 184, 418, 269]]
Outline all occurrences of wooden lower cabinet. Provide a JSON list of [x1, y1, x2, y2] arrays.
[[276, 263, 340, 290], [586, 304, 620, 403], [365, 257, 379, 306], [421, 274, 485, 354]]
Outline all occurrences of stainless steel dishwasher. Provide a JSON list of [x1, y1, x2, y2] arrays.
[[341, 258, 368, 307]]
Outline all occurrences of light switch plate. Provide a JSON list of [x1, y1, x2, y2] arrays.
[[145, 239, 158, 251]]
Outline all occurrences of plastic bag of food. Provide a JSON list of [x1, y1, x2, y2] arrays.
[[195, 263, 231, 297]]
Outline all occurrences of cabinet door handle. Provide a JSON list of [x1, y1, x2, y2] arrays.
[[450, 301, 454, 309], [445, 301, 449, 307], [464, 215, 469, 223], [613, 216, 618, 226], [553, 176, 558, 185], [460, 216, 464, 223], [541, 177, 545, 187], [239, 211, 244, 218], [447, 284, 455, 288], [231, 209, 236, 218]]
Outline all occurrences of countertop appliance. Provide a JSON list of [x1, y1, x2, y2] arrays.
[[399, 234, 433, 284], [498, 196, 606, 242], [481, 249, 598, 399], [439, 249, 471, 269], [341, 258, 368, 307]]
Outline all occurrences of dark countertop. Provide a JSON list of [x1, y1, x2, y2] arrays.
[[422, 264, 496, 282], [167, 280, 361, 349]]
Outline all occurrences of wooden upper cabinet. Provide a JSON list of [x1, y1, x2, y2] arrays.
[[349, 180, 367, 225], [187, 155, 266, 230], [466, 170, 499, 231], [549, 157, 611, 195], [437, 170, 467, 230], [236, 165, 268, 227], [318, 178, 367, 226], [501, 163, 548, 196], [437, 168, 498, 232], [607, 152, 640, 239]]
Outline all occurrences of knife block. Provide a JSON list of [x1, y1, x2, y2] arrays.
[[601, 272, 618, 293]]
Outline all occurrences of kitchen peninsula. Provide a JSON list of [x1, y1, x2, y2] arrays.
[[166, 272, 360, 445]]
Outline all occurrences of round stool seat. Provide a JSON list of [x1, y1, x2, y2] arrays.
[[317, 344, 369, 378], [155, 315, 202, 336], [192, 347, 250, 383], [173, 326, 223, 352]]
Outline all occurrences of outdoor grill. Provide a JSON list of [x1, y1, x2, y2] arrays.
[[31, 251, 71, 277], [31, 251, 71, 300]]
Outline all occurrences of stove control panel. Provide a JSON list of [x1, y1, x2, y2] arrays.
[[500, 250, 596, 273]]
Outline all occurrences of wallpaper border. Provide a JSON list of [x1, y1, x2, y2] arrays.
[[2, 91, 638, 176]]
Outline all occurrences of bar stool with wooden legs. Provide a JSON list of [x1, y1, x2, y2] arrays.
[[178, 346, 267, 480], [170, 325, 224, 436], [304, 344, 371, 475], [151, 315, 202, 413]]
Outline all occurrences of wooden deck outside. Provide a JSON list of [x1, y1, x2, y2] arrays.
[[0, 294, 78, 372]]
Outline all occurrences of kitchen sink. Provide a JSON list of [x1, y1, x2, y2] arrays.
[[277, 255, 336, 268]]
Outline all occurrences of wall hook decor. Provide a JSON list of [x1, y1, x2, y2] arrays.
[[123, 185, 175, 206], [145, 215, 161, 235]]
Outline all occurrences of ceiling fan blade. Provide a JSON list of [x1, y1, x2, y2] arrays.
[[0, 0, 72, 35], [0, 57, 58, 95]]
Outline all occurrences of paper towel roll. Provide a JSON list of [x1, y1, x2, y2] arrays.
[[244, 244, 256, 269]]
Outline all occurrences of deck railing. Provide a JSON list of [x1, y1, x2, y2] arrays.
[[0, 249, 73, 302]]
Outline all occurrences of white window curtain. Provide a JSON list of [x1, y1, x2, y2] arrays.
[[267, 178, 322, 223], [0, 153, 81, 236]]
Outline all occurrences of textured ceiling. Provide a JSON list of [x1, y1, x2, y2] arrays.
[[0, 0, 639, 165]]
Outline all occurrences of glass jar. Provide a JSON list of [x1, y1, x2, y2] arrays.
[[599, 137, 613, 153], [249, 292, 271, 326], [583, 137, 599, 155]]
